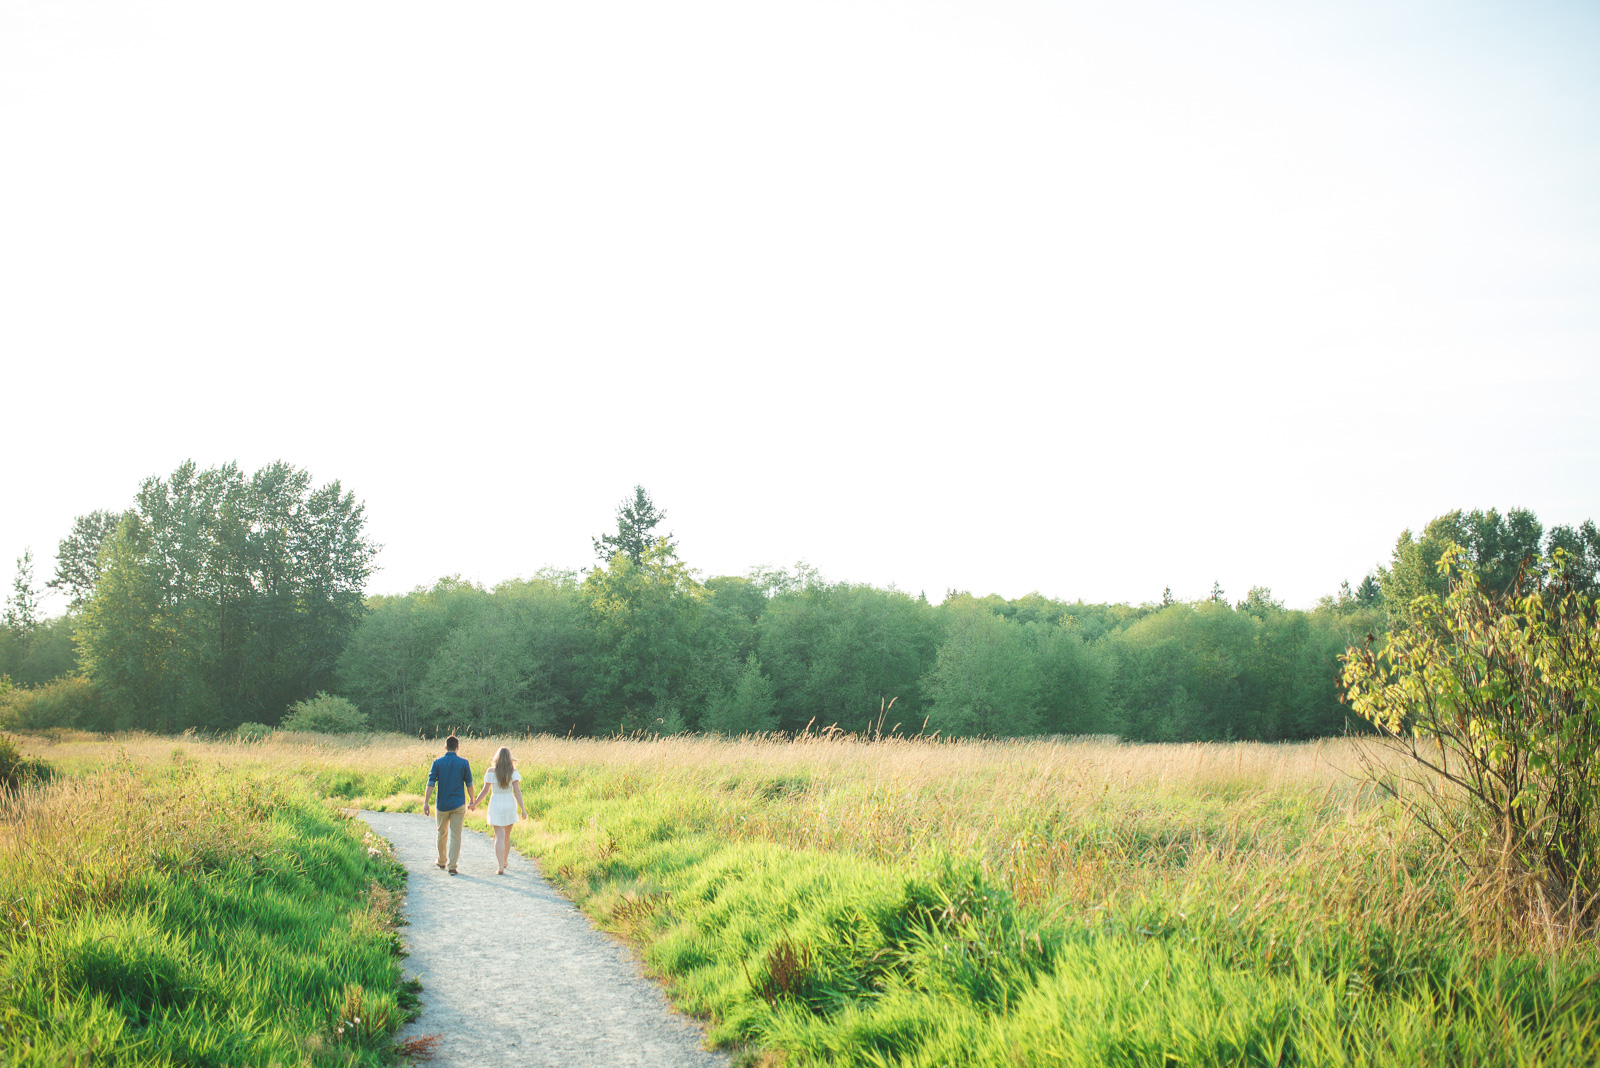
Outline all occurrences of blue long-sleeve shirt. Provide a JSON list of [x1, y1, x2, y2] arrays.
[[427, 752, 473, 810]]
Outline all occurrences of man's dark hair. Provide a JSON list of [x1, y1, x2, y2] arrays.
[[445, 735, 459, 751]]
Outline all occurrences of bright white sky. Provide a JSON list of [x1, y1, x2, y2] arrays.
[[2, 0, 1597, 612]]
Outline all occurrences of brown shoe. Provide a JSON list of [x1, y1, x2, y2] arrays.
[[448, 869, 458, 875]]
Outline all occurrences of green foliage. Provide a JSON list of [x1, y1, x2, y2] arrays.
[[593, 484, 674, 566], [281, 692, 369, 734], [235, 721, 274, 741], [1379, 507, 1562, 614], [338, 576, 489, 734], [339, 573, 594, 738], [1031, 619, 1111, 734], [758, 582, 941, 732], [418, 575, 589, 737], [703, 655, 779, 735], [1109, 601, 1254, 741], [330, 566, 1361, 743], [0, 613, 79, 688], [922, 602, 1044, 736], [0, 733, 53, 790], [0, 675, 108, 732], [1104, 597, 1363, 742], [4, 548, 40, 634], [47, 509, 125, 609], [584, 540, 707, 726], [325, 500, 1596, 745], [74, 460, 377, 731], [1547, 519, 1600, 597], [1343, 548, 1600, 921]]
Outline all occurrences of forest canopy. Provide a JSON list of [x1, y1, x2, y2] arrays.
[[3, 473, 1592, 744], [4, 461, 375, 731]]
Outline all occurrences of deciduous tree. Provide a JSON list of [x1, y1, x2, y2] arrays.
[[1343, 548, 1600, 925], [702, 654, 779, 734], [48, 510, 124, 609], [75, 460, 376, 729]]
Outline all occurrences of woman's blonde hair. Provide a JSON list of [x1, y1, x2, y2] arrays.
[[493, 747, 514, 789]]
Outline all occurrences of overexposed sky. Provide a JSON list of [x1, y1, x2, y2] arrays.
[[2, 0, 1597, 612]]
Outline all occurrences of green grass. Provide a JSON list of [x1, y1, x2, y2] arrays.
[[0, 756, 415, 1066], [13, 732, 1600, 1066], [495, 755, 1600, 1067]]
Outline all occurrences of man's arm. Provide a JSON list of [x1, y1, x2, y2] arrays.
[[464, 761, 475, 810], [424, 758, 438, 816], [423, 782, 435, 816]]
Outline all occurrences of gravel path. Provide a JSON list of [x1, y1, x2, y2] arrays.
[[359, 811, 728, 1068]]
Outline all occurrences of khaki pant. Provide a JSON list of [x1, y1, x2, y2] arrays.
[[435, 805, 466, 871]]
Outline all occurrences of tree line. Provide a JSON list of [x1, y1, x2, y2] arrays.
[[2, 461, 373, 731], [4, 466, 1596, 741]]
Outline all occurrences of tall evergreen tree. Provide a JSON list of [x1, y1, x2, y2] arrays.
[[4, 550, 40, 633], [592, 485, 674, 565]]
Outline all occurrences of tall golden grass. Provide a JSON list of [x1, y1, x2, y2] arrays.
[[13, 729, 1599, 1067], [17, 728, 1576, 955]]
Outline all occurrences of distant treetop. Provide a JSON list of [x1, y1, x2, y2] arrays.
[[593, 485, 675, 566]]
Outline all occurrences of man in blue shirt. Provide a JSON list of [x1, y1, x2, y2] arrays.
[[422, 735, 474, 874]]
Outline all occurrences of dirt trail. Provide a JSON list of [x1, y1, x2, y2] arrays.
[[360, 811, 728, 1068]]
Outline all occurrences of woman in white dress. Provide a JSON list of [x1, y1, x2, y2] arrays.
[[469, 746, 525, 875]]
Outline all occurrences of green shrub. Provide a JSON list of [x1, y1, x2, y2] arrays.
[[235, 721, 274, 741], [0, 676, 108, 732], [281, 692, 369, 734], [0, 734, 53, 790], [1344, 547, 1600, 924]]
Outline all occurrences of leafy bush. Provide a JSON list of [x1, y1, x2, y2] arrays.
[[235, 721, 274, 741], [281, 692, 369, 734], [1343, 547, 1600, 927], [0, 676, 108, 732], [0, 733, 52, 790]]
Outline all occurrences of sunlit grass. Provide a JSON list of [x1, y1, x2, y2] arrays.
[[13, 729, 1600, 1066], [0, 738, 415, 1066]]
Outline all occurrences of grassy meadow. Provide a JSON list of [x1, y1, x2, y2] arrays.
[[7, 730, 1600, 1066], [0, 737, 419, 1066]]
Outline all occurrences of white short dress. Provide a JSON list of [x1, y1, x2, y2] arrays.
[[484, 768, 521, 827]]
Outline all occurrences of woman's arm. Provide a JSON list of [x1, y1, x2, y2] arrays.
[[512, 780, 525, 819], [469, 780, 488, 809]]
